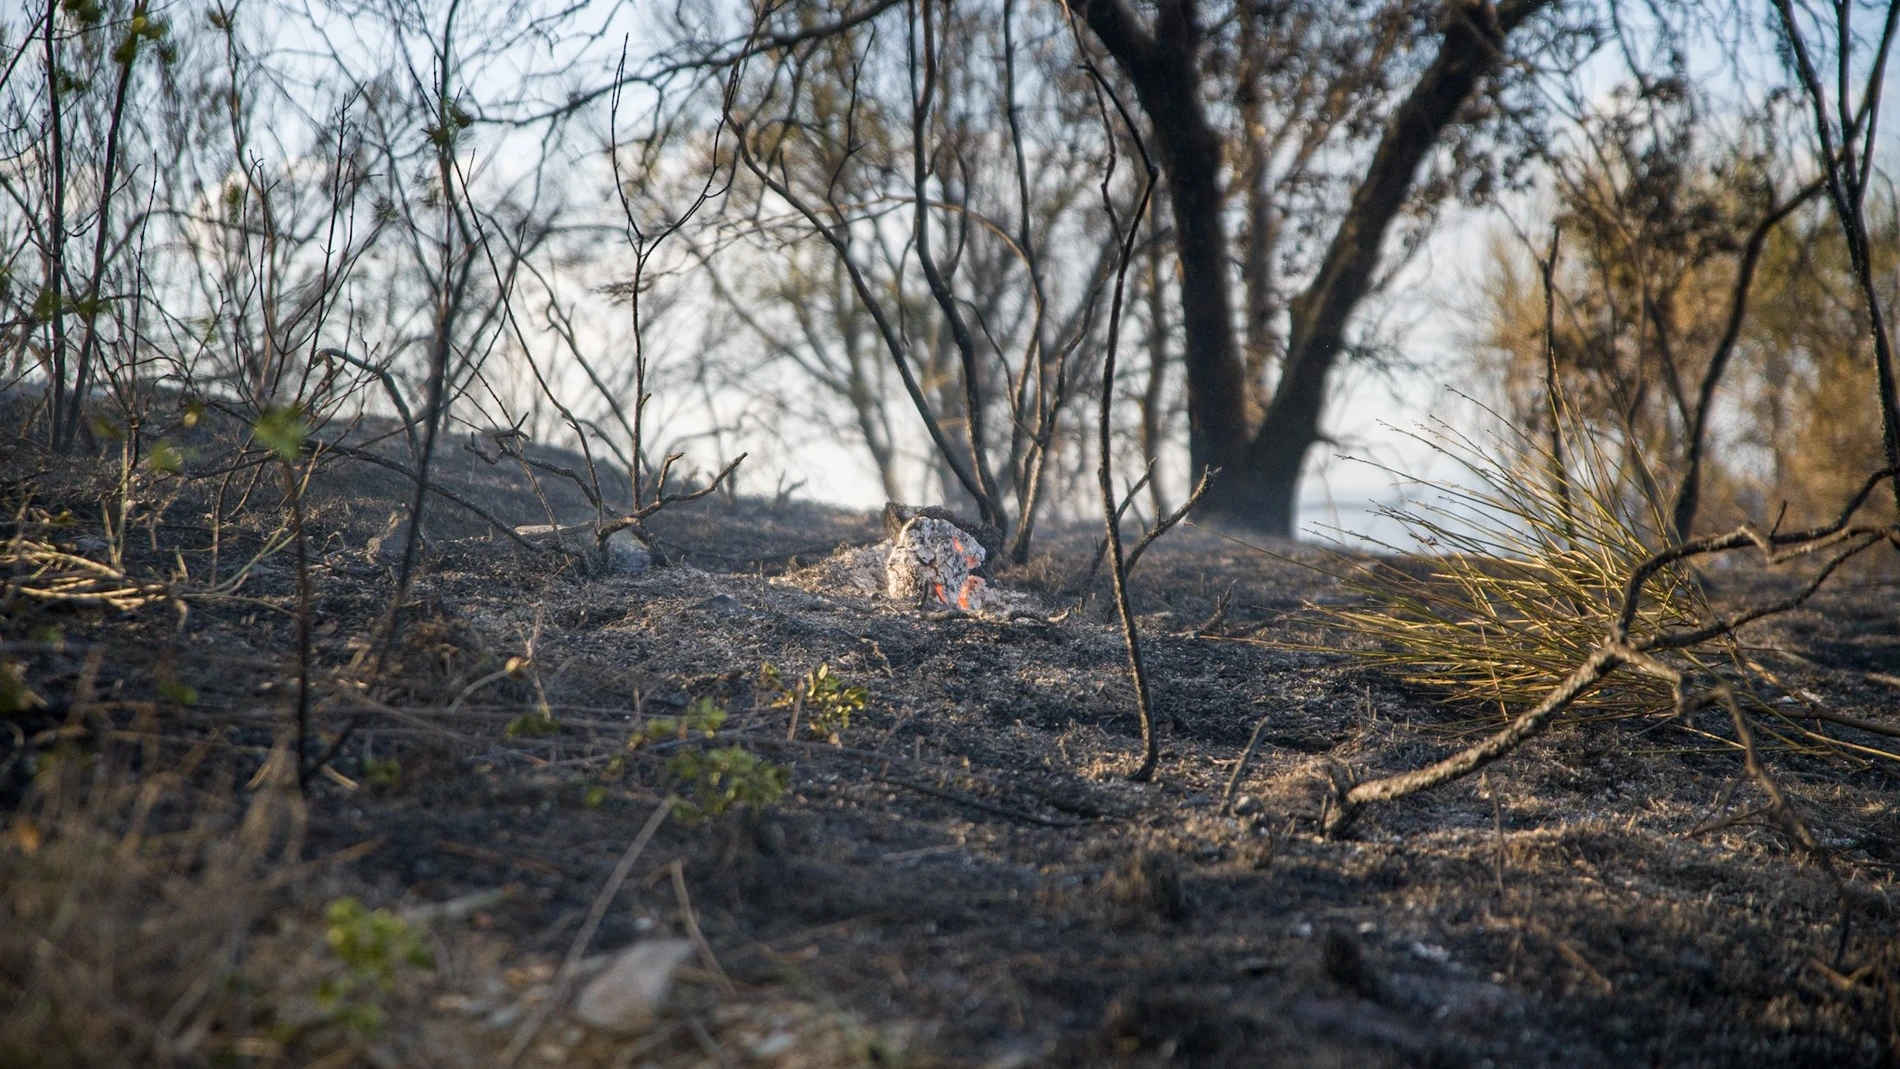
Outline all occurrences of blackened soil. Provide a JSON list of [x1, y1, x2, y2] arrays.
[[4, 419, 1898, 1069]]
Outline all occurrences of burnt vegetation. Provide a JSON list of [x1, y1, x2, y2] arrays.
[[3, 0, 1900, 1066]]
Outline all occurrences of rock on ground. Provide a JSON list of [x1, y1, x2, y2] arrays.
[[571, 938, 695, 1033]]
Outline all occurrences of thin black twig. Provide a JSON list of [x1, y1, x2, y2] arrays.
[[1078, 43, 1162, 782], [1220, 714, 1272, 813], [1124, 466, 1218, 579]]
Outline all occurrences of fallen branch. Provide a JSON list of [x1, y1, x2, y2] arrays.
[[316, 347, 420, 467]]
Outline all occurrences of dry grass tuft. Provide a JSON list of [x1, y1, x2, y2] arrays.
[[0, 737, 311, 1067], [1301, 414, 1722, 726], [1102, 846, 1188, 924]]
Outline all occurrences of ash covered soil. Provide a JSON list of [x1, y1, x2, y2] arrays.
[[6, 426, 1900, 1069]]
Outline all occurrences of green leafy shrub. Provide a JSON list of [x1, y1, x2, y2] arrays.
[[627, 698, 786, 822], [668, 745, 787, 822], [759, 662, 868, 744], [316, 897, 431, 1037]]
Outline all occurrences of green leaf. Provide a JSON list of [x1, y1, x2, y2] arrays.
[[364, 758, 401, 788], [505, 712, 559, 739], [146, 440, 184, 474], [1, 660, 45, 716], [254, 406, 307, 463]]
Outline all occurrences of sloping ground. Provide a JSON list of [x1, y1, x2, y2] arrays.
[[3, 420, 1898, 1068]]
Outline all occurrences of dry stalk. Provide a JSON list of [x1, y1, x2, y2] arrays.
[[1, 539, 177, 611], [669, 860, 736, 998], [1219, 714, 1273, 814], [500, 797, 674, 1068]]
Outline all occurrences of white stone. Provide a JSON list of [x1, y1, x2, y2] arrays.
[[571, 938, 695, 1033]]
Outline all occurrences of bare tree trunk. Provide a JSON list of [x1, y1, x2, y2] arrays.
[[1141, 206, 1172, 519], [1235, 0, 1279, 422], [1075, 0, 1547, 536], [1073, 0, 1250, 487], [1227, 0, 1547, 534]]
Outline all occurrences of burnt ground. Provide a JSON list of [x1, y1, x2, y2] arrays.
[[4, 410, 1900, 1069]]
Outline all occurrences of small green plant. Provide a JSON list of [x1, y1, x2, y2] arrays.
[[316, 897, 431, 1037], [504, 712, 560, 739], [156, 678, 197, 707], [145, 440, 185, 475], [628, 698, 786, 822], [253, 405, 308, 463], [759, 662, 868, 744], [362, 758, 401, 789], [668, 745, 787, 822], [0, 660, 44, 715], [636, 697, 727, 744]]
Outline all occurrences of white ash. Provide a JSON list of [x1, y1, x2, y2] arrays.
[[802, 541, 893, 596]]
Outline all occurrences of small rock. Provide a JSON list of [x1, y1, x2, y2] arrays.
[[695, 593, 742, 616], [571, 938, 695, 1033], [748, 1032, 797, 1058], [600, 529, 652, 575], [1674, 947, 1713, 976]]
